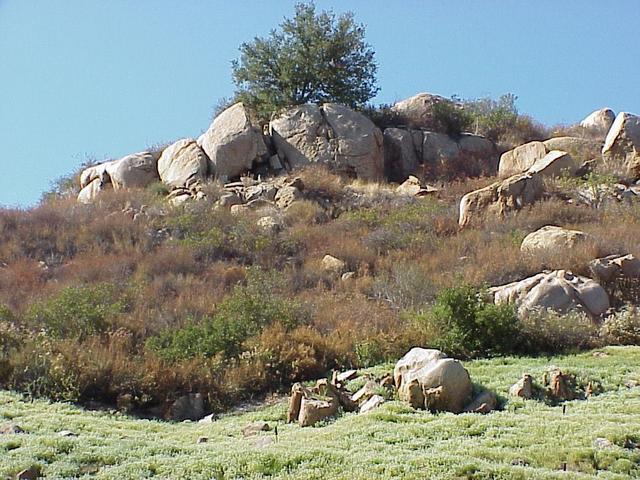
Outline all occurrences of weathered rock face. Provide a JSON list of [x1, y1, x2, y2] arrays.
[[602, 112, 640, 176], [394, 348, 472, 413], [77, 151, 160, 202], [527, 150, 576, 177], [580, 108, 616, 137], [589, 254, 640, 282], [106, 151, 161, 189], [384, 128, 496, 181], [498, 141, 547, 177], [390, 92, 449, 129], [77, 177, 109, 204], [521, 225, 598, 256], [321, 254, 346, 276], [167, 393, 205, 421], [157, 138, 209, 188], [384, 128, 420, 182], [509, 374, 534, 399], [458, 172, 544, 227], [491, 270, 610, 318], [543, 137, 601, 161], [198, 102, 268, 180], [270, 103, 384, 180]]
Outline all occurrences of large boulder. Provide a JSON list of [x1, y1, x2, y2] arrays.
[[77, 177, 109, 204], [106, 151, 161, 189], [602, 112, 640, 176], [498, 141, 547, 177], [198, 102, 268, 180], [580, 108, 616, 137], [383, 128, 421, 182], [157, 138, 209, 188], [491, 270, 610, 318], [394, 348, 472, 413], [527, 150, 576, 178], [78, 150, 161, 201], [390, 92, 449, 129], [270, 103, 384, 180], [459, 172, 544, 227], [521, 225, 598, 255]]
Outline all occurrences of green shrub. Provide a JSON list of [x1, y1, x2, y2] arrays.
[[414, 285, 520, 358], [27, 283, 126, 339], [432, 100, 473, 137], [463, 94, 519, 142], [147, 270, 303, 361]]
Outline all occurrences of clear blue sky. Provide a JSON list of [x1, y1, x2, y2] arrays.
[[1, 1, 639, 207]]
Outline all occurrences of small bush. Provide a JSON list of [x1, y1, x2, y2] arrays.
[[600, 308, 640, 345], [27, 283, 127, 339], [414, 285, 520, 358], [519, 309, 599, 354], [432, 100, 473, 137]]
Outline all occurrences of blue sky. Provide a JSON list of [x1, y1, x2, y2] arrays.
[[1, 1, 639, 207]]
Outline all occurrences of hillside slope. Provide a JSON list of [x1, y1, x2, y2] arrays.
[[2, 346, 640, 479]]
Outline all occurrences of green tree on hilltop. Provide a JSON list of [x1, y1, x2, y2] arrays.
[[231, 2, 379, 120]]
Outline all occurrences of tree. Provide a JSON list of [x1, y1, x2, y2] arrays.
[[231, 2, 379, 120]]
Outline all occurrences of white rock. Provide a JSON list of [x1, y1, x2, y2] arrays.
[[521, 225, 598, 255], [580, 108, 615, 136], [498, 141, 547, 177], [359, 394, 385, 413], [491, 270, 609, 318], [198, 102, 267, 179], [157, 138, 209, 188], [602, 112, 640, 176], [527, 150, 576, 177]]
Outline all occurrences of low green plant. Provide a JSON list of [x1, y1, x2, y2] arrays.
[[26, 284, 126, 339], [432, 99, 473, 137], [413, 285, 520, 358], [147, 270, 303, 361]]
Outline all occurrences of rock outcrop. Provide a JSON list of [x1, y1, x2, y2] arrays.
[[384, 128, 496, 182], [458, 172, 544, 227], [602, 112, 640, 176], [198, 102, 268, 180], [394, 348, 472, 413], [77, 151, 161, 203], [520, 225, 598, 255], [498, 141, 547, 177], [157, 138, 209, 188], [527, 150, 576, 177], [390, 92, 449, 129], [270, 103, 384, 180], [491, 270, 610, 318], [589, 254, 640, 282], [580, 108, 616, 137]]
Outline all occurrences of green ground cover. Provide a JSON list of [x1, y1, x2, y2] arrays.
[[2, 346, 640, 479]]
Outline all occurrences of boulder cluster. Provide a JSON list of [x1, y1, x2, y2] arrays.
[[459, 108, 640, 227], [76, 93, 502, 204]]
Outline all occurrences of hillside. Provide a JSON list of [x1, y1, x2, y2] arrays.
[[2, 347, 640, 479]]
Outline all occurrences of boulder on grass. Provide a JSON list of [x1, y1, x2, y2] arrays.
[[509, 374, 534, 399], [394, 348, 472, 413], [321, 254, 347, 276], [527, 150, 576, 178]]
